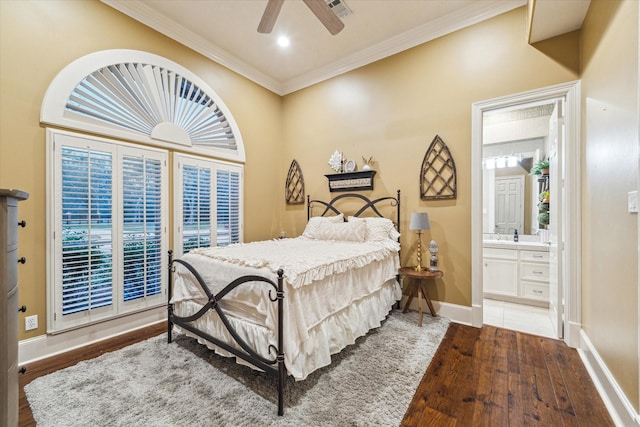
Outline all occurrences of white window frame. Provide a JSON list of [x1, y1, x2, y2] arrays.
[[46, 129, 169, 333], [173, 153, 243, 258]]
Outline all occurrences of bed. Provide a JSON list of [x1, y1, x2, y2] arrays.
[[167, 191, 401, 415]]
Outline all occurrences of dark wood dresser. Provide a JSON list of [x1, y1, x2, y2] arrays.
[[0, 189, 28, 427]]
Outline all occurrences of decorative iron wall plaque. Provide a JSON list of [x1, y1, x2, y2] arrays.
[[285, 159, 305, 204], [325, 170, 376, 192], [420, 135, 457, 200]]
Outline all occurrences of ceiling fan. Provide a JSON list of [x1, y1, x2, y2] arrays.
[[258, 0, 345, 35]]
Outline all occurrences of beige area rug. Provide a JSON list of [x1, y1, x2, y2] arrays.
[[25, 310, 449, 426]]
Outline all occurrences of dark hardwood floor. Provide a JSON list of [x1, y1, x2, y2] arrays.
[[19, 322, 613, 426], [402, 323, 614, 426]]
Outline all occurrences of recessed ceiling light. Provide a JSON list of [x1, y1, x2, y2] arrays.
[[277, 36, 290, 47]]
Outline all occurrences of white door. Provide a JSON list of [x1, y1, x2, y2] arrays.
[[548, 101, 564, 338], [494, 176, 524, 235]]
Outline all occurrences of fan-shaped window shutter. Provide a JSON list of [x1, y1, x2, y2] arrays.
[[42, 50, 245, 163]]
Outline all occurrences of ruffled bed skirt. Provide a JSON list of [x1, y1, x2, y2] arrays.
[[173, 278, 401, 380]]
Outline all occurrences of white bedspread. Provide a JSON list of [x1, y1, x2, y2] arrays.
[[185, 236, 400, 289], [171, 237, 401, 379]]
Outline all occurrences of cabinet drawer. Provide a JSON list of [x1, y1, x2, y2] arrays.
[[519, 250, 549, 263], [483, 247, 517, 260], [520, 262, 549, 282], [4, 248, 18, 288], [4, 204, 18, 247], [521, 281, 549, 300]]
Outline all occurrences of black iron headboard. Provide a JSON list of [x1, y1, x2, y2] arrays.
[[307, 190, 401, 233]]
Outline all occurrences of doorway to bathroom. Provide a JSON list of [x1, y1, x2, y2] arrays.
[[471, 81, 582, 347]]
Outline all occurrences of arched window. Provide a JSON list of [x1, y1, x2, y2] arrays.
[[42, 49, 245, 162], [42, 50, 244, 332]]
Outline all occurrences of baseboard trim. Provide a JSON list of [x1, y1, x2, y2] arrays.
[[19, 307, 166, 365], [578, 329, 640, 427], [565, 319, 582, 348], [399, 296, 473, 326]]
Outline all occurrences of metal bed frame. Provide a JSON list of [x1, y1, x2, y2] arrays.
[[167, 190, 400, 416]]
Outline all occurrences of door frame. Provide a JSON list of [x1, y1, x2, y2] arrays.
[[471, 81, 582, 348]]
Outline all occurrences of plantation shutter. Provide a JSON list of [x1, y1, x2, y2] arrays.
[[60, 146, 114, 315], [51, 132, 168, 332], [173, 154, 243, 256], [182, 165, 212, 253], [122, 154, 163, 302], [216, 167, 241, 247]]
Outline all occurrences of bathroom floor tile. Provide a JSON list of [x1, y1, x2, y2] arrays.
[[483, 298, 556, 339]]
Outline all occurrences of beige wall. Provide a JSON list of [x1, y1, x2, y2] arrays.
[[0, 0, 283, 340], [281, 7, 578, 306], [581, 0, 639, 411], [2, 0, 638, 415]]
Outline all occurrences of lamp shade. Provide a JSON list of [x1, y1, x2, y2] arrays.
[[409, 212, 430, 231]]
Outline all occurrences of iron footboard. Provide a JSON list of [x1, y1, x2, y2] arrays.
[[167, 250, 286, 416]]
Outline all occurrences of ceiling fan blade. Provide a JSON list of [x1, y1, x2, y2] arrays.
[[303, 0, 345, 35], [258, 0, 284, 34]]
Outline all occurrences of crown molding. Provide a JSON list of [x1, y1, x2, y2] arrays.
[[101, 0, 285, 94], [102, 0, 525, 96], [281, 0, 526, 94]]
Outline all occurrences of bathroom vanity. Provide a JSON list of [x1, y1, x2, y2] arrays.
[[483, 239, 549, 307]]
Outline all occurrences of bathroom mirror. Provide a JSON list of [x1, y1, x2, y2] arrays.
[[482, 103, 554, 236]]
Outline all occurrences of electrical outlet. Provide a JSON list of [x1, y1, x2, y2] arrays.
[[25, 315, 38, 331]]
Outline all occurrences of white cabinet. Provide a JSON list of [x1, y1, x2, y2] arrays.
[[483, 243, 549, 306], [519, 249, 550, 303], [483, 248, 518, 296]]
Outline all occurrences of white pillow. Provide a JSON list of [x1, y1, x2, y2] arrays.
[[314, 220, 366, 242], [302, 214, 344, 239], [348, 216, 398, 241]]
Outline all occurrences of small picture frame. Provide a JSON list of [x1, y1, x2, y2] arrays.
[[344, 159, 356, 172]]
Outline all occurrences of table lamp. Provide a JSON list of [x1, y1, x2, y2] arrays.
[[409, 212, 430, 271]]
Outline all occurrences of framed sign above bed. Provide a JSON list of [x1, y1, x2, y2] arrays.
[[325, 170, 376, 192]]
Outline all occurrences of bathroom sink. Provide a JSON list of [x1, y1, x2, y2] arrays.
[[482, 239, 549, 250]]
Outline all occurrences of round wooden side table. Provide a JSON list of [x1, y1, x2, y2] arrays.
[[398, 267, 444, 326]]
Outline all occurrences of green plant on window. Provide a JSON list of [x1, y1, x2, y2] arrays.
[[530, 158, 550, 175], [538, 190, 550, 203], [538, 211, 549, 226]]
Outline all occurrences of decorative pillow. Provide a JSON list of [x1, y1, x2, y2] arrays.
[[302, 214, 344, 239], [348, 216, 398, 241], [314, 220, 366, 242]]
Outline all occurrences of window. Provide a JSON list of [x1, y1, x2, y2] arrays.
[[43, 50, 245, 333], [49, 131, 168, 332], [42, 50, 245, 163], [174, 154, 243, 257]]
